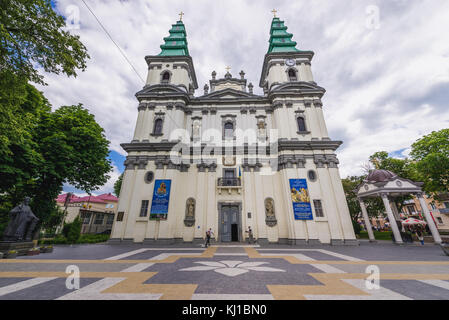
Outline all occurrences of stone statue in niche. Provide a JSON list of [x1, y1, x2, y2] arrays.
[[184, 198, 196, 227], [265, 198, 277, 227], [257, 120, 267, 140], [192, 119, 201, 140]]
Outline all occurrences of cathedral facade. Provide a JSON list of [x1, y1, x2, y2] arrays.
[[110, 16, 357, 245]]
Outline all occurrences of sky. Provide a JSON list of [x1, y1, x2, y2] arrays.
[[39, 0, 449, 196]]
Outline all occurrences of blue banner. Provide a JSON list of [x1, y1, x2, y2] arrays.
[[150, 180, 171, 220], [289, 179, 313, 220]]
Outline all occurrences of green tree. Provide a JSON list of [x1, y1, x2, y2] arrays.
[[31, 104, 112, 231], [410, 129, 449, 195], [342, 175, 385, 226], [0, 86, 112, 236], [342, 176, 364, 223], [114, 173, 124, 197], [0, 0, 89, 85]]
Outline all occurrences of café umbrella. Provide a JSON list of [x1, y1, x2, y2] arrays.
[[402, 218, 427, 226]]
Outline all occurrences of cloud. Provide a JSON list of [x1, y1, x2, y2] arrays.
[[38, 0, 449, 186]]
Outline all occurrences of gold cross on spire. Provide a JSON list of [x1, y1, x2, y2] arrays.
[[225, 66, 231, 73], [271, 9, 277, 18], [179, 11, 184, 21]]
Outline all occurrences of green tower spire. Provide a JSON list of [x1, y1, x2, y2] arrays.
[[159, 20, 190, 56], [267, 17, 300, 53]]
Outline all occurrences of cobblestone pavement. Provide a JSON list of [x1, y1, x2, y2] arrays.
[[0, 242, 448, 300]]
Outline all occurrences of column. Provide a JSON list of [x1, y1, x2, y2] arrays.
[[381, 193, 403, 244], [417, 193, 442, 244], [359, 198, 375, 242]]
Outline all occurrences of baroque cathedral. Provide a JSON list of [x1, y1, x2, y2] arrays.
[[109, 13, 357, 245]]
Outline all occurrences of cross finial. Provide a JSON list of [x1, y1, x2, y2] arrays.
[[271, 9, 277, 18], [179, 11, 184, 21], [225, 66, 231, 73]]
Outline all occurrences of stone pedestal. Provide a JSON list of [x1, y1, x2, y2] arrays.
[[0, 241, 35, 256]]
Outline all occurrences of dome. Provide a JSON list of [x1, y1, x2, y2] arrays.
[[366, 169, 398, 183]]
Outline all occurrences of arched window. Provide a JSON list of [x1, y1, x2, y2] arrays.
[[161, 71, 171, 84], [288, 68, 297, 82], [153, 118, 163, 135], [224, 122, 234, 139], [297, 117, 306, 132]]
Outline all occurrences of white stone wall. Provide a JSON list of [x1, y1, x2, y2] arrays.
[[111, 56, 356, 245]]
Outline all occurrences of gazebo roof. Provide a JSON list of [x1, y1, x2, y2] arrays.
[[366, 169, 398, 183], [356, 170, 424, 198]]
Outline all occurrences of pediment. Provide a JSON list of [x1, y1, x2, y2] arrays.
[[136, 84, 188, 96], [200, 88, 259, 100], [271, 82, 326, 93]]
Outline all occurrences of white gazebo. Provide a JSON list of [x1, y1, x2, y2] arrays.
[[356, 170, 442, 245]]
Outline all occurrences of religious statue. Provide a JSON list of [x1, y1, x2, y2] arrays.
[[184, 198, 196, 227], [192, 120, 201, 140], [187, 199, 195, 218], [265, 198, 277, 227], [257, 120, 267, 140], [3, 197, 39, 242]]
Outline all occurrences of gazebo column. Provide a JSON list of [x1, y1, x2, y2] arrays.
[[381, 193, 403, 244], [358, 198, 376, 242], [417, 193, 442, 244]]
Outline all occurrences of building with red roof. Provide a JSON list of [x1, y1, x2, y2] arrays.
[[57, 193, 119, 234]]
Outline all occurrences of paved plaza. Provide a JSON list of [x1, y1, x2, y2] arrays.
[[0, 241, 448, 300]]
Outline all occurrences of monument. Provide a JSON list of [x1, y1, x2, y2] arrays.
[[0, 197, 39, 256]]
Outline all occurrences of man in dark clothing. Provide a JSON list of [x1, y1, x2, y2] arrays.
[[205, 228, 214, 248]]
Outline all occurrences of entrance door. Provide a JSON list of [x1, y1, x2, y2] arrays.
[[221, 205, 239, 242]]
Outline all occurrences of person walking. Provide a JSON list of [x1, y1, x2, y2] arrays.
[[416, 228, 425, 246], [246, 227, 254, 244], [204, 228, 214, 248]]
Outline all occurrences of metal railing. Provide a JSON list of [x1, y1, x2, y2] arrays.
[[217, 178, 242, 187]]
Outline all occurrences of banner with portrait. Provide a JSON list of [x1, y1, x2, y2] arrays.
[[150, 180, 172, 220], [289, 179, 313, 220]]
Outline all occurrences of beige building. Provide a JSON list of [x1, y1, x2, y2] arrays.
[[57, 193, 118, 234], [402, 193, 449, 232], [110, 16, 357, 245]]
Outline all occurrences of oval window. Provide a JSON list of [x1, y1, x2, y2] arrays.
[[144, 171, 154, 184], [308, 170, 317, 182]]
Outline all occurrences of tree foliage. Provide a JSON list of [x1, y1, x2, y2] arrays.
[[0, 77, 112, 235], [114, 173, 124, 197], [410, 129, 449, 195], [368, 151, 417, 213], [342, 175, 385, 223], [0, 0, 89, 85]]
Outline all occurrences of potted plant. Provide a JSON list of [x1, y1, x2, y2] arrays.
[[40, 245, 54, 254], [6, 250, 18, 259], [27, 248, 40, 256]]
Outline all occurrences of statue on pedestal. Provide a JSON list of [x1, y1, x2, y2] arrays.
[[3, 197, 39, 242]]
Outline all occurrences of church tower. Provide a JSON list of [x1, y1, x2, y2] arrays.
[[110, 14, 357, 246]]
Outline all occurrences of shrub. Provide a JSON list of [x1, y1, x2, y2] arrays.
[[66, 217, 82, 244], [352, 221, 362, 235]]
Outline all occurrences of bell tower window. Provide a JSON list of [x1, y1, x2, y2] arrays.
[[288, 68, 297, 82], [153, 118, 164, 135], [161, 71, 171, 84], [224, 122, 234, 139], [296, 116, 307, 132]]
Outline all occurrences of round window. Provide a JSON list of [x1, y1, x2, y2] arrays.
[[308, 170, 317, 182], [144, 171, 154, 184]]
